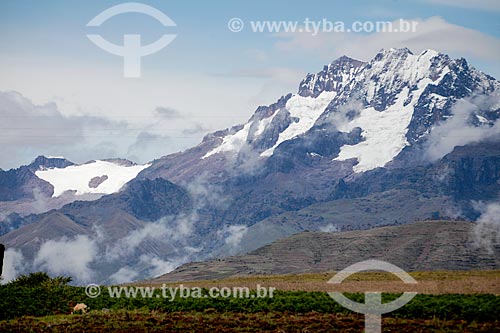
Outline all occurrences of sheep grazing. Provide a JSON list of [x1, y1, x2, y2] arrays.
[[72, 303, 88, 314]]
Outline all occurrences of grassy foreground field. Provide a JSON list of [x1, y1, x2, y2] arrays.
[[2, 311, 499, 333], [1, 271, 499, 332], [142, 270, 500, 295]]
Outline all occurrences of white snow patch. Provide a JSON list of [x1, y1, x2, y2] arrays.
[[203, 111, 280, 159], [261, 91, 336, 157], [35, 160, 150, 197], [202, 122, 253, 158], [365, 49, 443, 104], [334, 50, 449, 173], [334, 87, 417, 172], [476, 115, 489, 124], [429, 93, 448, 109], [253, 113, 276, 137]]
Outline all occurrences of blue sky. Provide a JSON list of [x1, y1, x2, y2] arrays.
[[1, 0, 499, 73], [0, 0, 499, 168]]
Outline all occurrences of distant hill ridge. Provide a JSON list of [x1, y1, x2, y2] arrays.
[[150, 221, 500, 283]]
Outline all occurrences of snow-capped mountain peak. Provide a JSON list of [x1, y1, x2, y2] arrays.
[[202, 48, 499, 174], [328, 49, 452, 172], [298, 55, 364, 97], [28, 155, 74, 170], [203, 55, 364, 159]]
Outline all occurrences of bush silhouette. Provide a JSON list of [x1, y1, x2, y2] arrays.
[[0, 272, 78, 320]]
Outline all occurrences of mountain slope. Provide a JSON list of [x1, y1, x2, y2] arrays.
[[136, 48, 499, 233], [0, 177, 196, 283], [0, 157, 151, 232], [141, 48, 499, 183], [2, 48, 500, 284], [151, 221, 500, 283], [35, 160, 149, 197], [0, 156, 73, 202]]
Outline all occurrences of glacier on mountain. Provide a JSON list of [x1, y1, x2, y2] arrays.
[[35, 160, 150, 197], [202, 48, 500, 173]]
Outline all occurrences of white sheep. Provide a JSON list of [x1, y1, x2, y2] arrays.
[[71, 303, 88, 314]]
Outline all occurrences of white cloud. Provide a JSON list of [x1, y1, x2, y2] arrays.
[[219, 225, 248, 250], [139, 254, 179, 278], [185, 174, 231, 210], [155, 106, 182, 118], [172, 213, 197, 240], [473, 200, 500, 254], [245, 49, 270, 62], [0, 62, 270, 169], [109, 250, 195, 284], [106, 221, 170, 260], [319, 223, 339, 233], [421, 0, 500, 11], [211, 66, 305, 109], [3, 211, 202, 284], [0, 91, 126, 169], [109, 266, 139, 284], [33, 235, 97, 283], [275, 17, 500, 64], [217, 67, 304, 85], [424, 95, 500, 161], [106, 212, 198, 262], [0, 90, 213, 169], [1, 248, 27, 283]]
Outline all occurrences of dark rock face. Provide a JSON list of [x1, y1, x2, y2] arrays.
[[29, 156, 74, 170], [440, 143, 500, 201], [60, 177, 193, 224], [0, 213, 24, 236], [298, 56, 364, 98], [0, 156, 73, 201], [88, 175, 109, 188], [119, 178, 193, 221], [102, 158, 136, 167], [250, 107, 294, 151], [0, 168, 44, 201], [249, 93, 292, 123], [248, 57, 365, 152], [265, 125, 363, 173], [406, 56, 499, 145], [328, 142, 500, 211]]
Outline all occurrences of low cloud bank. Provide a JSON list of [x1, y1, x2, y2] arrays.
[[472, 200, 500, 254]]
